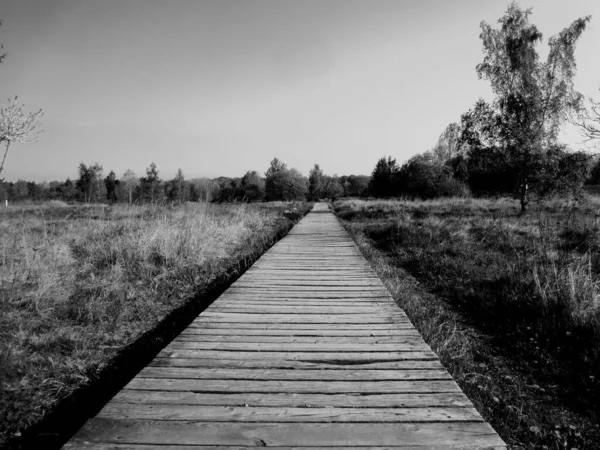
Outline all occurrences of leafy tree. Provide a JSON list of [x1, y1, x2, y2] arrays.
[[473, 4, 590, 211], [340, 175, 370, 197], [322, 176, 344, 200], [76, 163, 105, 203], [308, 164, 324, 200], [369, 156, 400, 198], [121, 169, 140, 204], [166, 168, 188, 203], [399, 155, 469, 199], [104, 170, 119, 203], [241, 170, 265, 202], [140, 162, 163, 203], [265, 158, 308, 201], [0, 97, 43, 177], [430, 123, 465, 166]]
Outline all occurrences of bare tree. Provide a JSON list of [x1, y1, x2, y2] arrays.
[[0, 97, 43, 176], [572, 88, 600, 146]]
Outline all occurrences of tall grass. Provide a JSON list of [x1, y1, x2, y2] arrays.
[[0, 201, 309, 444], [334, 196, 600, 448]]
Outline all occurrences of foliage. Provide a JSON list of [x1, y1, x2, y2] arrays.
[[120, 169, 140, 204], [0, 97, 43, 177], [369, 156, 400, 198], [241, 170, 265, 202], [429, 122, 465, 166], [165, 168, 188, 203], [139, 162, 163, 203], [264, 158, 308, 201], [398, 155, 470, 199], [76, 163, 105, 203], [308, 164, 324, 200], [470, 4, 591, 211], [104, 171, 119, 203], [340, 174, 370, 197]]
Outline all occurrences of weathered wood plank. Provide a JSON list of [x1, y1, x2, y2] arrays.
[[136, 367, 452, 381], [110, 390, 470, 408], [158, 350, 439, 360], [174, 335, 425, 343], [67, 420, 506, 447], [163, 342, 429, 352], [123, 378, 462, 393], [96, 404, 483, 422], [148, 357, 443, 370], [178, 328, 418, 336]]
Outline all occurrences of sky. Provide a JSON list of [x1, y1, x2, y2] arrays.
[[0, 0, 599, 182]]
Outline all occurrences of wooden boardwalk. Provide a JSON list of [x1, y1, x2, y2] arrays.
[[65, 203, 505, 449]]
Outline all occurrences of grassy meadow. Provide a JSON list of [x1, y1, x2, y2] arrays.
[[0, 200, 311, 447], [333, 197, 600, 449]]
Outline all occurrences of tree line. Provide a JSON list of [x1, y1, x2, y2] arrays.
[[0, 159, 371, 204]]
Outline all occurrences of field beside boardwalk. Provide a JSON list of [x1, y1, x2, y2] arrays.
[[0, 200, 311, 447], [333, 197, 600, 449]]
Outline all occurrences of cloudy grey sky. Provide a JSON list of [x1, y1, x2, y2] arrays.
[[1, 0, 599, 182]]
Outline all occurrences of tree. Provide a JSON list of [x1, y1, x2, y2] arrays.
[[139, 162, 163, 203], [76, 163, 105, 203], [572, 88, 600, 146], [430, 123, 465, 166], [265, 158, 308, 201], [474, 4, 590, 211], [166, 168, 188, 203], [241, 170, 265, 202], [104, 171, 119, 203], [308, 164, 324, 200], [369, 156, 400, 198], [121, 169, 140, 204], [322, 176, 344, 200], [0, 97, 43, 177]]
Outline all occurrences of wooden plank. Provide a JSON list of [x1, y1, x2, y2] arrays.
[[174, 335, 425, 343], [158, 350, 439, 360], [185, 323, 417, 330], [110, 390, 470, 407], [192, 314, 407, 323], [137, 367, 452, 381], [163, 342, 429, 352], [66, 444, 505, 449], [67, 420, 506, 447], [148, 357, 443, 370], [178, 328, 421, 336], [96, 404, 483, 422], [123, 378, 462, 394]]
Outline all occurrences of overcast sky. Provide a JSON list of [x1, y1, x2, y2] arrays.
[[1, 0, 599, 182]]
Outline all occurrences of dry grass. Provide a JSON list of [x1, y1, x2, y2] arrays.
[[334, 196, 600, 449], [0, 201, 310, 445]]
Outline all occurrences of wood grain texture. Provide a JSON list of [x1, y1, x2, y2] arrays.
[[65, 203, 505, 449]]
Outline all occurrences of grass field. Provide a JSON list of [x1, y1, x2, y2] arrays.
[[0, 200, 311, 447], [333, 197, 600, 450]]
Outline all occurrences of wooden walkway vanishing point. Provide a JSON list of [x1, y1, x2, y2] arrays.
[[65, 203, 505, 449]]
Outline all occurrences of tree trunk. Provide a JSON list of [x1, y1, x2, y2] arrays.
[[0, 141, 11, 177], [520, 183, 529, 213]]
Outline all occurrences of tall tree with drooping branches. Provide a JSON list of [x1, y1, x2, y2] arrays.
[[473, 3, 590, 211]]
